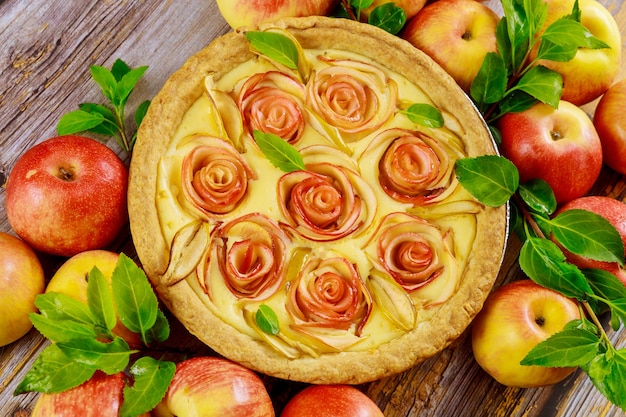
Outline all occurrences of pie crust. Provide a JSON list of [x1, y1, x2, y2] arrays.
[[128, 16, 508, 384]]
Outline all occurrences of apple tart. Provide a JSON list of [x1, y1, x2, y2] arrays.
[[128, 16, 508, 384]]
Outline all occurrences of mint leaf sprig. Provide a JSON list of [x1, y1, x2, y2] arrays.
[[470, 0, 609, 123], [57, 58, 150, 153], [15, 253, 174, 417]]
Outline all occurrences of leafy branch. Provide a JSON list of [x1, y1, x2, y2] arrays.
[[15, 253, 174, 417], [456, 0, 624, 409], [57, 58, 150, 153]]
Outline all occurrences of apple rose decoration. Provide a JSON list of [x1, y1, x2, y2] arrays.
[[198, 213, 291, 301], [237, 71, 307, 144], [181, 136, 256, 218], [366, 212, 459, 306], [286, 255, 372, 350], [277, 160, 376, 241], [361, 128, 462, 206], [306, 56, 397, 140]]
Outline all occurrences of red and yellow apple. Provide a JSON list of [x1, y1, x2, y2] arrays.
[[216, 0, 339, 30], [5, 135, 128, 257], [594, 78, 626, 175], [45, 250, 141, 346], [499, 100, 603, 204], [555, 195, 626, 285], [31, 372, 149, 417], [280, 385, 384, 417], [361, 0, 427, 22], [402, 0, 499, 92], [471, 279, 581, 388], [0, 232, 45, 346], [153, 356, 275, 417], [530, 0, 621, 106]]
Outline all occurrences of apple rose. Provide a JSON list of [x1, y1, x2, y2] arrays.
[[306, 56, 397, 139], [277, 162, 376, 241], [181, 136, 256, 218], [237, 71, 306, 144], [367, 212, 458, 303], [362, 128, 462, 205], [287, 256, 372, 339], [199, 213, 291, 301]]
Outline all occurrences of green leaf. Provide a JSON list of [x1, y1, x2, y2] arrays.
[[584, 267, 626, 316], [56, 337, 132, 375], [135, 100, 150, 127], [497, 90, 539, 116], [368, 3, 407, 35], [90, 64, 118, 103], [14, 344, 96, 395], [351, 0, 374, 10], [121, 357, 176, 417], [244, 31, 299, 70], [111, 254, 159, 343], [256, 304, 280, 335], [541, 17, 610, 50], [519, 236, 592, 300], [35, 292, 96, 325], [585, 350, 626, 411], [536, 39, 578, 63], [116, 65, 148, 107], [455, 155, 519, 207], [518, 179, 557, 216], [88, 266, 117, 332], [29, 314, 98, 343], [470, 52, 508, 107], [402, 103, 444, 128], [144, 310, 171, 344], [511, 65, 563, 108], [549, 209, 624, 265], [111, 58, 132, 82], [78, 103, 120, 137], [57, 109, 105, 136], [254, 130, 306, 172], [521, 327, 600, 367]]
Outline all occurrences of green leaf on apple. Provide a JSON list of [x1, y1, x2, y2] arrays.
[[256, 304, 280, 335], [583, 349, 626, 411], [470, 52, 507, 111], [14, 344, 96, 395], [88, 266, 118, 333], [244, 31, 299, 70], [548, 209, 625, 266], [508, 65, 563, 108], [111, 253, 159, 344], [29, 313, 100, 343], [367, 3, 406, 35], [254, 130, 306, 173], [121, 356, 176, 417], [521, 327, 600, 368], [519, 236, 592, 300], [584, 268, 626, 316], [455, 155, 519, 207], [401, 103, 444, 128], [518, 179, 557, 216], [56, 337, 134, 375], [35, 291, 97, 325]]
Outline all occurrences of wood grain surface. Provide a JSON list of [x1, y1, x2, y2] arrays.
[[1, 1, 625, 416]]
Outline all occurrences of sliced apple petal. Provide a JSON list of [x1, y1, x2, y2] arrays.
[[367, 269, 417, 331], [161, 220, 210, 287]]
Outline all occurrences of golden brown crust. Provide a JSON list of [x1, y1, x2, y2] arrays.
[[128, 16, 508, 384]]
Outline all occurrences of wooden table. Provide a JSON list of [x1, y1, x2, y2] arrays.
[[1, 1, 625, 415]]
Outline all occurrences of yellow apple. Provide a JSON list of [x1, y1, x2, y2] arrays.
[[402, 0, 499, 92], [471, 279, 581, 388], [45, 250, 141, 346], [531, 0, 621, 106], [215, 0, 339, 30], [0, 232, 45, 346]]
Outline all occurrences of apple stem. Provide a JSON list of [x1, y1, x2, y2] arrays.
[[340, 0, 359, 21], [57, 166, 75, 181]]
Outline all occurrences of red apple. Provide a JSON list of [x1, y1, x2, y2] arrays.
[[402, 0, 499, 92], [499, 100, 603, 204], [361, 0, 427, 22], [555, 195, 626, 285], [216, 0, 339, 30], [280, 385, 384, 417], [594, 78, 626, 175], [30, 372, 149, 417], [529, 0, 621, 106], [5, 135, 128, 257], [0, 232, 45, 346], [153, 356, 275, 417], [471, 279, 581, 388]]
